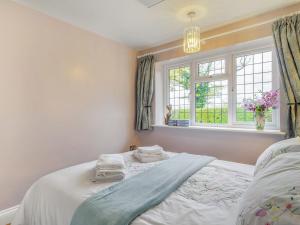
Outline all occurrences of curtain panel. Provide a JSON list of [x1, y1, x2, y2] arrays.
[[135, 55, 155, 131], [273, 14, 300, 137]]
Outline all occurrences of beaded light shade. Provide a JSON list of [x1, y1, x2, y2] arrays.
[[183, 12, 201, 54]]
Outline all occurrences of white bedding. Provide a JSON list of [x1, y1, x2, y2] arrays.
[[237, 152, 300, 225], [12, 152, 254, 225]]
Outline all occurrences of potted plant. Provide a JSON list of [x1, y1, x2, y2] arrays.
[[242, 90, 279, 130]]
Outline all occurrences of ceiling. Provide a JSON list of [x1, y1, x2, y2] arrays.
[[13, 0, 300, 50]]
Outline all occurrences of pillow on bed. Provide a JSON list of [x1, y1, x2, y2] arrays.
[[254, 137, 300, 175], [236, 152, 300, 225]]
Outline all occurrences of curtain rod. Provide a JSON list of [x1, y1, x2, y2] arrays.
[[137, 11, 300, 59]]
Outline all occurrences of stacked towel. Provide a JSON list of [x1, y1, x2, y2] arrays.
[[134, 145, 169, 163], [94, 154, 125, 182], [96, 154, 125, 170]]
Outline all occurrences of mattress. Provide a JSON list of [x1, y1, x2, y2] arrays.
[[12, 152, 254, 225]]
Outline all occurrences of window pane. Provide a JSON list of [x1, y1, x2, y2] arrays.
[[198, 59, 225, 77], [195, 80, 228, 124], [235, 50, 273, 123], [237, 76, 244, 84], [168, 66, 190, 120], [263, 51, 272, 62]]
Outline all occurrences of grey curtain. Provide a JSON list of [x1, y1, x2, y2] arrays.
[[135, 55, 155, 131], [273, 14, 300, 137]]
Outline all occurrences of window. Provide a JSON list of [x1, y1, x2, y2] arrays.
[[235, 51, 273, 123], [164, 40, 279, 129], [194, 58, 229, 125], [168, 65, 190, 120], [195, 80, 228, 124], [198, 59, 225, 77]]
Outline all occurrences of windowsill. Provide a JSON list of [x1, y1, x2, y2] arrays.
[[152, 124, 285, 135]]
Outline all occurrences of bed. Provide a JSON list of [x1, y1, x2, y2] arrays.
[[12, 152, 254, 225]]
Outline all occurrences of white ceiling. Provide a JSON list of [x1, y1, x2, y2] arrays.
[[13, 0, 300, 50]]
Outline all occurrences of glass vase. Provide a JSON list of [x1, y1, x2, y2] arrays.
[[255, 110, 265, 130]]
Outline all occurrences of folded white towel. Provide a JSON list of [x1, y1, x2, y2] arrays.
[[96, 170, 125, 177], [93, 173, 125, 182], [133, 150, 169, 163], [93, 168, 125, 182], [137, 145, 164, 155], [96, 154, 125, 170], [95, 169, 125, 177]]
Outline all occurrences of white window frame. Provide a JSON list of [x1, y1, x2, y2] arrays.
[[164, 61, 193, 121], [162, 37, 280, 130], [231, 47, 280, 129], [193, 55, 232, 127]]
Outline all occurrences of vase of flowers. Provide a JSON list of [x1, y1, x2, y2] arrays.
[[255, 109, 265, 130], [242, 90, 279, 130]]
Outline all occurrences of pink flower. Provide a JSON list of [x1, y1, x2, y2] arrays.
[[241, 99, 256, 112], [261, 90, 280, 109], [242, 90, 279, 112], [286, 203, 292, 209], [256, 208, 267, 217]]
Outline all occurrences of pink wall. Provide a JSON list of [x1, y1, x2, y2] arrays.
[[0, 1, 137, 210], [137, 127, 285, 165], [0, 0, 287, 211]]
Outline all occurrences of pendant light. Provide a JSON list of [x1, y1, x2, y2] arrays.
[[183, 11, 201, 54]]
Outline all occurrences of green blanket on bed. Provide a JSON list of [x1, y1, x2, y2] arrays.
[[71, 153, 215, 225]]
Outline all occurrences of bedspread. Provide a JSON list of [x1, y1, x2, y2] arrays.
[[12, 152, 254, 225]]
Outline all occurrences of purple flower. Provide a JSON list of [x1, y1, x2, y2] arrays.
[[241, 99, 256, 112], [262, 90, 280, 109], [242, 90, 279, 112]]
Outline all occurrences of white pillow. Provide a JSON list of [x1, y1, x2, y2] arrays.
[[237, 152, 300, 225], [254, 137, 300, 175]]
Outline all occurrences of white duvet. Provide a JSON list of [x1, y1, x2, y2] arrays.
[[12, 152, 254, 225]]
